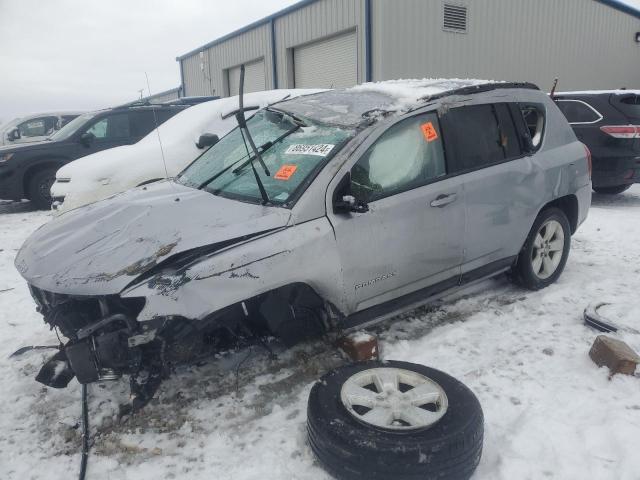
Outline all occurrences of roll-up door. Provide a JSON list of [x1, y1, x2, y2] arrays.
[[228, 59, 266, 96], [293, 31, 357, 89]]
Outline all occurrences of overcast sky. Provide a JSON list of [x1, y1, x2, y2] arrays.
[[1, 0, 639, 123], [0, 0, 296, 122]]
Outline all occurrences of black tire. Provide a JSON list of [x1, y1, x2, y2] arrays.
[[27, 168, 57, 210], [307, 361, 483, 480], [593, 185, 632, 195], [512, 207, 571, 290]]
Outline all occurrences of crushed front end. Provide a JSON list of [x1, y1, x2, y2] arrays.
[[28, 285, 167, 407]]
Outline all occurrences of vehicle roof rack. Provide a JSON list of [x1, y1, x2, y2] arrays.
[[420, 81, 540, 103]]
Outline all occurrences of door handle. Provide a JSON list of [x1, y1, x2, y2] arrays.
[[430, 193, 457, 208]]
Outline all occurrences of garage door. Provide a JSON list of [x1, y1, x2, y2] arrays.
[[228, 59, 266, 96], [294, 31, 357, 89]]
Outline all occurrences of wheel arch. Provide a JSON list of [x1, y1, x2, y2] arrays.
[[22, 159, 67, 199], [539, 194, 579, 234], [205, 281, 339, 347]]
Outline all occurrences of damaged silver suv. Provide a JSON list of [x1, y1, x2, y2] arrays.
[[16, 80, 591, 407]]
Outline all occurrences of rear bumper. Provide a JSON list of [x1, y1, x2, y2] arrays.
[[592, 155, 640, 188], [575, 183, 592, 231]]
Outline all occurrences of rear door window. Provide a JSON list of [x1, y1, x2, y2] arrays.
[[129, 111, 158, 138], [443, 104, 522, 174], [494, 104, 523, 160], [555, 99, 602, 124], [351, 112, 446, 203], [86, 113, 131, 139]]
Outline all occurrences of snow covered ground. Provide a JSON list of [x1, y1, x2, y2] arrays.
[[1, 187, 640, 480]]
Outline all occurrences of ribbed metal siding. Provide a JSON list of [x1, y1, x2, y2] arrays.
[[146, 88, 181, 103], [181, 53, 213, 97], [228, 58, 267, 95], [294, 30, 358, 88], [207, 23, 273, 96], [371, 0, 640, 90], [181, 23, 272, 97], [274, 0, 366, 88]]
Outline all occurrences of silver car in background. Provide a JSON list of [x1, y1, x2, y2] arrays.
[[15, 80, 591, 406], [0, 112, 82, 145]]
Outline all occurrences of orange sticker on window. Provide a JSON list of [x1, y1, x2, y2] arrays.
[[274, 164, 298, 180], [421, 122, 439, 142]]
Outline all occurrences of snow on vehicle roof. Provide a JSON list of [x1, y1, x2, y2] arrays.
[[555, 90, 640, 96], [277, 78, 514, 127]]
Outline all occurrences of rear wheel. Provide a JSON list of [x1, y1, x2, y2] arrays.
[[593, 185, 632, 195], [512, 207, 571, 290], [27, 168, 56, 210]]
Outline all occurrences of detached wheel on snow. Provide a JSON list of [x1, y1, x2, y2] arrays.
[[307, 361, 483, 480]]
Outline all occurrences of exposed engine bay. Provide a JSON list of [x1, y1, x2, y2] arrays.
[[30, 283, 329, 411]]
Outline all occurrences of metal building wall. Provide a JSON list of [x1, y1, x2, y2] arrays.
[[206, 23, 273, 96], [180, 23, 273, 97], [146, 87, 181, 103], [370, 0, 640, 90], [273, 0, 366, 88], [181, 53, 213, 97]]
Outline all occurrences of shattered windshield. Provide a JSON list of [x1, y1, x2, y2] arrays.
[[178, 109, 353, 206]]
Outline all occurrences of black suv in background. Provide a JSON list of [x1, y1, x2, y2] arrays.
[[554, 90, 640, 194], [0, 104, 187, 208]]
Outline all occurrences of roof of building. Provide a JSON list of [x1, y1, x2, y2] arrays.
[[176, 0, 640, 62]]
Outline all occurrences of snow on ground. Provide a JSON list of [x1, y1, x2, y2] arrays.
[[1, 187, 640, 480]]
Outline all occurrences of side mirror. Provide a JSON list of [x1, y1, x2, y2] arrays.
[[196, 133, 219, 149], [7, 128, 20, 141], [334, 195, 369, 214], [79, 132, 95, 146]]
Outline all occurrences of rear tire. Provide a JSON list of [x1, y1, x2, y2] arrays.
[[512, 207, 571, 290], [593, 185, 632, 195], [27, 168, 56, 210]]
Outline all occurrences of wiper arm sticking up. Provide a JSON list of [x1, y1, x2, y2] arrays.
[[236, 66, 269, 177], [233, 64, 270, 205]]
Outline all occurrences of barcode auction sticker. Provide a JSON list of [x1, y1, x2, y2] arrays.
[[285, 144, 335, 156], [274, 164, 298, 180]]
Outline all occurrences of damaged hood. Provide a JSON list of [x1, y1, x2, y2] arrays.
[[16, 181, 291, 295]]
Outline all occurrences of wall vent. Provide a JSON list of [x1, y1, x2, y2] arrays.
[[443, 3, 468, 33]]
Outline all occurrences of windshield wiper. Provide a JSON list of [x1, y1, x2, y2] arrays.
[[232, 65, 270, 204], [231, 123, 300, 175]]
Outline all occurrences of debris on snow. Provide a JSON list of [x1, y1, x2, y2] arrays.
[[337, 331, 379, 361], [589, 335, 640, 377]]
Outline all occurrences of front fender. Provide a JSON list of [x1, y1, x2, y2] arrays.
[[122, 217, 344, 321]]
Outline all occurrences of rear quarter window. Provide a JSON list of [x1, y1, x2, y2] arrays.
[[555, 99, 602, 124], [613, 94, 640, 121]]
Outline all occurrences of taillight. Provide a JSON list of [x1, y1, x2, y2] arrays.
[[584, 144, 592, 180], [600, 125, 640, 139]]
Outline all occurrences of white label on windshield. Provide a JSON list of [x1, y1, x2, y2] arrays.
[[285, 144, 335, 156]]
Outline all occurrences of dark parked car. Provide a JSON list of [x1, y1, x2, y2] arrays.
[[554, 90, 640, 194], [0, 104, 187, 208]]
